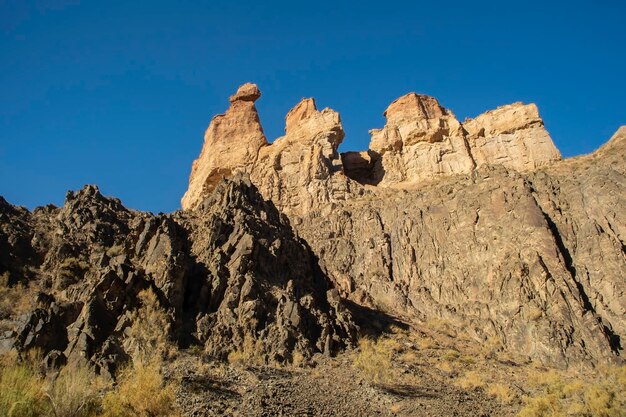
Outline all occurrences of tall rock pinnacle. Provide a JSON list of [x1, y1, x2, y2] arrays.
[[181, 83, 268, 210], [182, 84, 353, 214]]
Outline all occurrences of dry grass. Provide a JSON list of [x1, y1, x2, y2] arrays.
[[352, 337, 399, 384], [44, 362, 106, 417], [487, 383, 516, 404], [0, 282, 34, 322], [442, 349, 460, 361], [291, 351, 305, 368], [518, 365, 626, 417], [0, 358, 47, 417], [417, 336, 437, 350], [124, 289, 172, 364], [226, 335, 264, 365], [436, 360, 454, 374], [456, 370, 486, 390], [101, 359, 179, 417], [426, 318, 458, 338]]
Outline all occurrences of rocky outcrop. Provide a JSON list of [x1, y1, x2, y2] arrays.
[[296, 154, 625, 366], [248, 98, 356, 215], [343, 95, 561, 186], [181, 83, 268, 210], [179, 175, 356, 361], [0, 177, 357, 371], [1, 83, 623, 372], [463, 102, 562, 171], [182, 86, 358, 215], [360, 93, 476, 186], [179, 84, 623, 367]]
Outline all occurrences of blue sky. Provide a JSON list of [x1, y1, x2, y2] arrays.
[[1, 0, 625, 213]]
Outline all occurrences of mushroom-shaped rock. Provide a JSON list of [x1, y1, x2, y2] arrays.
[[229, 82, 261, 103]]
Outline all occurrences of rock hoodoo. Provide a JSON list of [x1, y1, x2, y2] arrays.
[[181, 83, 268, 210], [182, 87, 355, 215]]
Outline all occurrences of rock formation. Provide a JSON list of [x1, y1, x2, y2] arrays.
[[0, 83, 623, 373], [182, 86, 357, 215], [358, 93, 475, 186], [463, 102, 562, 171], [343, 95, 561, 186], [0, 176, 356, 372], [178, 84, 623, 367], [181, 83, 268, 210]]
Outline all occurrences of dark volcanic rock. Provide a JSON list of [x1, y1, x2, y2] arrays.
[[0, 176, 357, 369]]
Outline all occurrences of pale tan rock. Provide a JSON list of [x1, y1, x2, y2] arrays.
[[182, 87, 357, 215], [364, 93, 476, 186], [181, 83, 268, 210], [229, 82, 261, 102], [463, 102, 562, 170], [250, 98, 355, 214]]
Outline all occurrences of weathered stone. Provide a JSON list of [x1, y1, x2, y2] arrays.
[[464, 102, 562, 170]]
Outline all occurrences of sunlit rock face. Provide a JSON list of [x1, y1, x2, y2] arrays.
[[178, 83, 623, 367], [463, 102, 562, 171], [182, 85, 356, 215]]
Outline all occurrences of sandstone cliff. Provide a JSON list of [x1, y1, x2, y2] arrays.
[[182, 85, 357, 215]]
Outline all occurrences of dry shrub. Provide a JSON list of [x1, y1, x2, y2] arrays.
[[456, 370, 485, 390], [44, 362, 106, 417], [291, 350, 305, 368], [418, 337, 436, 350], [353, 337, 397, 384], [0, 356, 47, 417], [399, 350, 419, 364], [124, 289, 172, 364], [481, 335, 504, 358], [442, 349, 460, 361], [426, 318, 457, 338], [226, 335, 264, 365], [436, 360, 454, 374], [0, 282, 33, 321], [101, 359, 179, 417], [487, 383, 516, 404], [518, 365, 625, 417], [518, 392, 563, 417]]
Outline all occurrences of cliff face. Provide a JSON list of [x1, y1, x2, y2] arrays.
[[179, 84, 624, 367], [0, 84, 623, 372]]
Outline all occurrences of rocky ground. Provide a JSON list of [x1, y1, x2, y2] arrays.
[[170, 322, 521, 417]]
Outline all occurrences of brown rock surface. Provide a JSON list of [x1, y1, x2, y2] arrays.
[[179, 84, 624, 367], [0, 177, 357, 371], [183, 87, 358, 215]]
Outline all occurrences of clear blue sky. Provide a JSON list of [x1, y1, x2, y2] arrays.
[[1, 0, 625, 213]]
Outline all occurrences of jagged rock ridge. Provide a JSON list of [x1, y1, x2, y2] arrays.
[[0, 176, 356, 372], [0, 84, 623, 372]]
